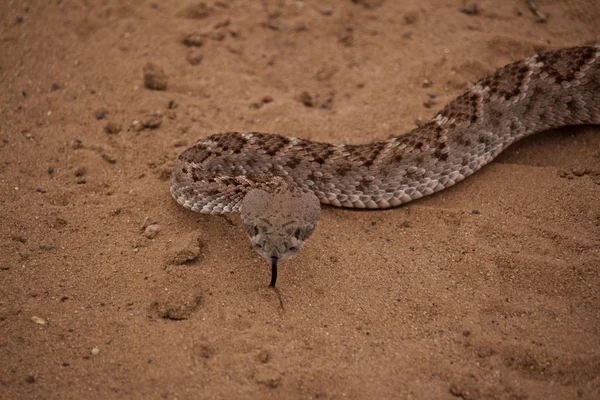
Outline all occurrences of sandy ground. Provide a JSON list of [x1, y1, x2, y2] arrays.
[[1, 0, 599, 399]]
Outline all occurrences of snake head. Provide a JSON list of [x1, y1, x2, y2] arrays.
[[240, 185, 321, 263]]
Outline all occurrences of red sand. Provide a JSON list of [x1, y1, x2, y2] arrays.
[[1, 1, 599, 399]]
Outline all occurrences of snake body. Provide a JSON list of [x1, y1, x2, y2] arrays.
[[171, 46, 600, 215]]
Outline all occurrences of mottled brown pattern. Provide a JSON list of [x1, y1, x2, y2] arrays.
[[171, 46, 600, 214]]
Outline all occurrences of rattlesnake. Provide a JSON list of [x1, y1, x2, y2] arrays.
[[171, 46, 600, 286]]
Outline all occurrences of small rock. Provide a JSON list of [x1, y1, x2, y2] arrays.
[[422, 79, 433, 88], [132, 120, 145, 132], [50, 83, 62, 91], [262, 96, 274, 104], [144, 224, 161, 239], [299, 91, 313, 107], [16, 16, 24, 24], [76, 177, 87, 185], [12, 235, 27, 243], [472, 209, 480, 215], [423, 99, 437, 108], [93, 108, 108, 120], [35, 188, 47, 193], [102, 154, 117, 164], [143, 63, 168, 91], [25, 375, 35, 384], [143, 116, 163, 130], [91, 347, 100, 356], [182, 33, 205, 47], [71, 139, 83, 149], [151, 294, 202, 320], [186, 52, 204, 65], [47, 166, 55, 175], [74, 167, 86, 177], [31, 316, 47, 325], [169, 234, 203, 265], [168, 100, 178, 109], [460, 2, 479, 15], [104, 122, 122, 134], [258, 350, 271, 363]]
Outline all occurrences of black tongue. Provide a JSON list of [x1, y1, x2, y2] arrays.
[[269, 257, 278, 287]]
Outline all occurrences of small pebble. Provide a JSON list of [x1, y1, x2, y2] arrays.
[[132, 120, 144, 132], [182, 33, 204, 47], [47, 166, 55, 175], [36, 188, 47, 193], [94, 108, 108, 120], [460, 2, 479, 15], [31, 316, 47, 325], [91, 347, 100, 356], [299, 91, 313, 107], [423, 99, 437, 108], [472, 209, 481, 215], [76, 177, 87, 185], [104, 122, 122, 134], [50, 83, 62, 91], [143, 116, 162, 130], [144, 224, 161, 239], [102, 154, 117, 164], [258, 350, 271, 363], [25, 375, 35, 384], [71, 139, 83, 149], [143, 63, 168, 91], [186, 52, 203, 66]]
